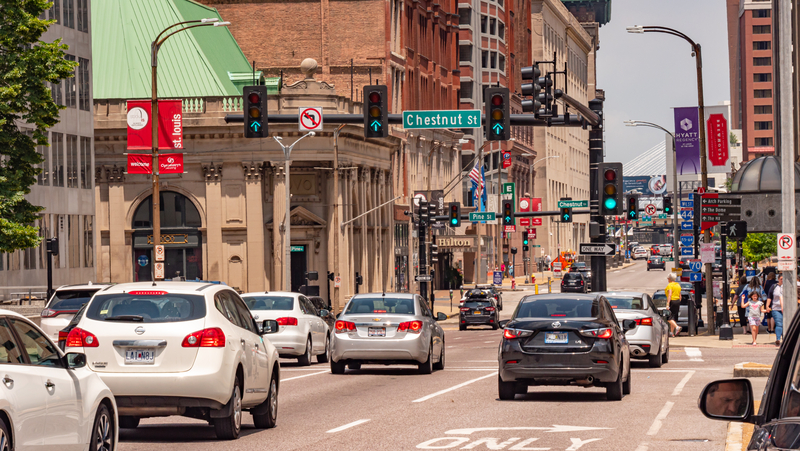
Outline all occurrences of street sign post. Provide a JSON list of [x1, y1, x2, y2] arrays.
[[415, 274, 432, 282], [680, 200, 694, 208], [579, 243, 615, 256], [299, 107, 323, 131], [402, 110, 481, 129], [680, 235, 694, 246], [690, 272, 703, 282], [644, 204, 656, 216], [700, 243, 715, 264], [681, 247, 693, 256], [701, 195, 741, 228], [469, 212, 496, 222], [681, 221, 693, 230], [502, 152, 512, 169], [689, 260, 703, 272], [557, 200, 588, 209]]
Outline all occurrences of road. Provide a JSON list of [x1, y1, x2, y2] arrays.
[[118, 260, 776, 451]]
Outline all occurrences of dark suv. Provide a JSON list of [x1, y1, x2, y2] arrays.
[[561, 272, 587, 293], [459, 298, 499, 330], [647, 256, 666, 271]]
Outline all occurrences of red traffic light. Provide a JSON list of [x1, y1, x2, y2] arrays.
[[248, 92, 260, 104], [369, 92, 381, 104], [604, 169, 616, 181], [492, 94, 503, 106]]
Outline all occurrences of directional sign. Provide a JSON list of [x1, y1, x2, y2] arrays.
[[701, 194, 741, 226], [681, 247, 693, 256], [680, 210, 694, 220], [504, 225, 516, 233], [681, 200, 694, 208], [690, 272, 703, 282], [403, 109, 482, 129], [469, 212, 496, 222], [557, 200, 588, 208], [680, 235, 694, 247], [415, 274, 432, 282], [502, 151, 512, 169], [689, 260, 703, 272], [299, 107, 323, 131], [644, 204, 656, 216], [579, 243, 615, 256], [658, 214, 668, 219], [681, 221, 694, 230]]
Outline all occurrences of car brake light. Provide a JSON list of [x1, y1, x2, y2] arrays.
[[128, 291, 168, 295], [485, 306, 496, 312], [41, 308, 78, 318], [635, 317, 653, 326], [397, 321, 423, 333], [580, 328, 613, 339], [647, 260, 651, 264], [460, 307, 471, 312], [182, 328, 226, 347], [276, 317, 298, 326], [335, 320, 356, 333], [58, 330, 69, 342], [503, 328, 532, 339], [66, 327, 99, 347]]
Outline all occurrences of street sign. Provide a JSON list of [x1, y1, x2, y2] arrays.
[[726, 220, 747, 240], [402, 109, 481, 129], [299, 107, 323, 131], [701, 194, 741, 226], [680, 200, 694, 208], [746, 270, 756, 278], [778, 233, 796, 262], [689, 260, 702, 272], [700, 243, 715, 264], [415, 274, 432, 282], [579, 243, 615, 256], [334, 276, 341, 287], [527, 228, 536, 239], [681, 221, 693, 230], [680, 247, 693, 256], [779, 261, 795, 271], [502, 183, 515, 196], [155, 245, 165, 262], [504, 225, 516, 233], [680, 235, 694, 246], [680, 210, 694, 220], [672, 268, 683, 275], [658, 214, 668, 219], [154, 262, 165, 279], [519, 197, 530, 226], [502, 152, 512, 169], [557, 200, 588, 208], [689, 272, 703, 282], [138, 255, 149, 267], [493, 271, 503, 285], [644, 204, 656, 216], [469, 212, 496, 221]]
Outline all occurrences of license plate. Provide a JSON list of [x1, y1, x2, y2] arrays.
[[368, 327, 385, 337], [125, 349, 156, 364], [474, 310, 482, 315], [545, 332, 568, 344]]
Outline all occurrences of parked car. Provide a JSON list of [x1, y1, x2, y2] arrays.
[[330, 293, 447, 374], [561, 272, 587, 293], [40, 283, 111, 341], [647, 256, 666, 271], [459, 297, 499, 330], [65, 281, 281, 440], [58, 302, 88, 351], [602, 292, 670, 367], [633, 247, 648, 260], [241, 291, 331, 365], [0, 309, 119, 450], [497, 294, 634, 400]]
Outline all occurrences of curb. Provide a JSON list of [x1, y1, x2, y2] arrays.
[[725, 422, 743, 451], [733, 362, 772, 378]]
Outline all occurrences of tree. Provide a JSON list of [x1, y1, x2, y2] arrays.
[[738, 233, 776, 264], [0, 0, 76, 253]]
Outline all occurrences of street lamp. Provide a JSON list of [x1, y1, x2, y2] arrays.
[[496, 138, 516, 272], [150, 18, 230, 280], [624, 120, 680, 266]]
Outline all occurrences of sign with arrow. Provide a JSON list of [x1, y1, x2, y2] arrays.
[[701, 194, 741, 227], [579, 243, 615, 256], [299, 107, 323, 131], [681, 221, 693, 230], [681, 247, 693, 256]]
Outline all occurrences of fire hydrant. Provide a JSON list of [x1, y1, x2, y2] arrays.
[[511, 279, 516, 290]]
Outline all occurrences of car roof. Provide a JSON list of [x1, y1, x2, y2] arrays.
[[599, 291, 646, 297], [0, 310, 26, 319], [55, 283, 112, 291], [97, 281, 230, 295], [240, 291, 300, 298], [350, 292, 416, 299], [521, 293, 600, 301]]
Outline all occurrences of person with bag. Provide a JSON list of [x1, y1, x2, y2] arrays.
[[744, 290, 766, 345], [766, 275, 784, 346]]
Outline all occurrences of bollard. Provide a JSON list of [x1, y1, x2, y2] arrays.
[[548, 277, 552, 293], [535, 284, 539, 295]]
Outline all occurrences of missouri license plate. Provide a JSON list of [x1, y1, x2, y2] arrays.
[[368, 327, 385, 337], [125, 349, 155, 364], [545, 332, 569, 344]]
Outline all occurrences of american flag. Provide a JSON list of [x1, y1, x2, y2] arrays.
[[469, 160, 484, 195]]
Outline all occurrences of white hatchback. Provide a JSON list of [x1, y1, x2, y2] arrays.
[[66, 281, 281, 440], [40, 283, 111, 341], [0, 310, 118, 451], [240, 292, 330, 365], [633, 247, 648, 260]]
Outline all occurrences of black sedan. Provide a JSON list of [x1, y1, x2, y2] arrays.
[[647, 256, 666, 271], [498, 294, 634, 401], [561, 272, 588, 293], [570, 262, 592, 289], [459, 298, 499, 330]]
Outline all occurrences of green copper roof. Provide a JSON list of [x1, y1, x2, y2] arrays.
[[560, 0, 611, 26], [92, 0, 259, 99]]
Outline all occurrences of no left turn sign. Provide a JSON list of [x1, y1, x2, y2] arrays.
[[299, 107, 323, 131]]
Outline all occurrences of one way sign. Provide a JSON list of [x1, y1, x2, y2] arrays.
[[579, 243, 615, 256]]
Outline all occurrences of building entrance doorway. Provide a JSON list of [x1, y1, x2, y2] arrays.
[[290, 245, 307, 292]]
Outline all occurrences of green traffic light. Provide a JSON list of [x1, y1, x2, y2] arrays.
[[604, 198, 617, 210], [450, 218, 458, 225], [523, 239, 528, 245]]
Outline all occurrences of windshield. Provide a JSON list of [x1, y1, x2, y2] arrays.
[[241, 296, 294, 311], [679, 282, 693, 291], [345, 297, 417, 315], [605, 296, 645, 310], [516, 298, 598, 318], [48, 289, 100, 311], [572, 262, 586, 269], [86, 293, 206, 323]]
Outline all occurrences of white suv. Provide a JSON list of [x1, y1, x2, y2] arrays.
[[40, 283, 111, 341], [65, 281, 281, 440]]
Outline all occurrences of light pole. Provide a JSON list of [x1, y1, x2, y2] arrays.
[[496, 138, 515, 276], [150, 18, 229, 280], [624, 120, 680, 267], [527, 155, 559, 260], [274, 131, 316, 291]]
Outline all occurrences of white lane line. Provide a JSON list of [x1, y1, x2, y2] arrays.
[[281, 370, 328, 382], [484, 341, 494, 344], [634, 442, 649, 451], [281, 368, 332, 372], [684, 347, 703, 361], [672, 371, 695, 396], [467, 360, 498, 362], [326, 419, 370, 433], [634, 368, 724, 372], [412, 371, 498, 403], [646, 401, 674, 436]]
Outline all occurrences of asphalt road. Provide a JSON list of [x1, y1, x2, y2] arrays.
[[118, 260, 777, 451]]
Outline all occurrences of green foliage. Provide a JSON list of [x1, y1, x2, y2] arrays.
[[0, 0, 77, 252], [738, 233, 776, 264]]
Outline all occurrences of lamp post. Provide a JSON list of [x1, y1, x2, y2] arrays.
[[624, 120, 680, 267], [496, 138, 515, 277], [150, 18, 229, 280], [527, 155, 559, 260]]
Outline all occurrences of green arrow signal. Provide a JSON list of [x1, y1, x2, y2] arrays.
[[563, 214, 569, 221], [370, 120, 381, 131], [493, 123, 503, 134], [249, 122, 261, 132]]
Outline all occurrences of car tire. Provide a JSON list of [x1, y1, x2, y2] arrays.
[[648, 350, 663, 368], [662, 340, 670, 364], [0, 415, 9, 451], [459, 324, 466, 331], [514, 383, 527, 395], [491, 322, 499, 330], [433, 341, 445, 371], [316, 335, 330, 364], [331, 360, 346, 374], [214, 379, 242, 440], [418, 343, 433, 374], [622, 366, 632, 395], [297, 337, 312, 366], [606, 365, 624, 401], [253, 372, 278, 429], [498, 375, 516, 400], [119, 416, 140, 429], [647, 268, 650, 271], [91, 403, 115, 451]]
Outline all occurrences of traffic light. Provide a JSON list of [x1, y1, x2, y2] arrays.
[[430, 243, 439, 263], [327, 271, 334, 281], [510, 247, 518, 255], [355, 272, 363, 286], [627, 195, 639, 220], [560, 205, 572, 223], [597, 162, 623, 216], [663, 196, 672, 215], [727, 220, 748, 240], [243, 85, 267, 138], [485, 87, 510, 141], [502, 199, 514, 226], [520, 64, 542, 114], [363, 85, 388, 138], [523, 236, 529, 246], [523, 245, 529, 252], [537, 75, 554, 117], [448, 202, 461, 227], [47, 237, 58, 255], [419, 201, 429, 226]]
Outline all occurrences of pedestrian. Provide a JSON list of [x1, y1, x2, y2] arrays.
[[767, 275, 784, 346], [665, 273, 682, 336], [763, 272, 777, 333], [740, 275, 766, 335], [744, 290, 766, 345]]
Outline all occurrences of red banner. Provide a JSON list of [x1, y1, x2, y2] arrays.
[[158, 153, 184, 174], [530, 198, 543, 226], [519, 197, 530, 226], [126, 100, 183, 150], [706, 114, 728, 167], [127, 154, 152, 174]]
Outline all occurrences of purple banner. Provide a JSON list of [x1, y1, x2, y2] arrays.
[[673, 107, 701, 175]]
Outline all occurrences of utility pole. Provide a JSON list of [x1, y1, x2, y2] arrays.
[[588, 99, 607, 291], [332, 125, 344, 312]]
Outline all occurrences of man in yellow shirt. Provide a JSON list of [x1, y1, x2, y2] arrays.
[[665, 273, 682, 336]]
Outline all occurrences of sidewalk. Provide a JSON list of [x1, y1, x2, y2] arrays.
[[670, 326, 782, 349]]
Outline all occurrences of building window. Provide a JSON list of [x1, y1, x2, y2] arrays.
[[489, 18, 496, 35], [83, 215, 93, 268], [64, 55, 76, 108], [754, 89, 772, 98], [51, 132, 64, 187], [753, 73, 772, 82], [78, 58, 90, 111], [490, 52, 497, 69], [755, 137, 773, 146], [499, 54, 505, 72], [50, 82, 62, 106], [754, 121, 773, 130], [80, 136, 91, 189], [37, 138, 49, 186], [753, 9, 771, 18], [66, 134, 78, 188], [480, 15, 487, 33], [498, 22, 505, 40], [481, 50, 488, 68], [76, 0, 88, 32], [459, 8, 471, 25], [753, 57, 771, 66], [753, 25, 771, 34], [753, 41, 771, 51], [459, 45, 472, 62], [754, 105, 772, 114], [460, 81, 473, 99], [49, 0, 60, 23], [68, 215, 79, 268], [63, 0, 74, 28]]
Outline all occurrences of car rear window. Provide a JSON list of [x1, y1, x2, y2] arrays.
[[572, 263, 586, 269], [48, 290, 100, 311], [564, 273, 582, 280], [605, 296, 645, 310], [241, 296, 294, 311], [345, 298, 416, 315], [464, 300, 493, 308], [651, 257, 662, 262], [516, 298, 598, 318], [86, 293, 206, 323], [652, 293, 668, 308], [679, 283, 693, 291]]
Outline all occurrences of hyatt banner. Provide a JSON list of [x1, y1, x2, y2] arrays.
[[673, 107, 701, 175]]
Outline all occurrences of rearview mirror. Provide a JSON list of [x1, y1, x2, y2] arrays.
[[261, 319, 279, 335], [698, 379, 753, 421], [65, 352, 86, 369], [622, 319, 637, 331], [498, 319, 510, 329], [435, 312, 447, 321]]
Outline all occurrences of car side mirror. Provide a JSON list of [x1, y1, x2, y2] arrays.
[[698, 379, 753, 421], [659, 309, 672, 321], [622, 319, 637, 331], [65, 352, 86, 369], [435, 312, 447, 321], [320, 309, 330, 317], [261, 319, 279, 335], [498, 319, 510, 329]]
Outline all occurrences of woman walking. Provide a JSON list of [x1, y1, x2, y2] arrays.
[[665, 273, 682, 336], [744, 290, 766, 345], [766, 275, 784, 346], [735, 276, 748, 334]]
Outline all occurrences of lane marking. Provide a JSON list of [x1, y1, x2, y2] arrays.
[[646, 401, 674, 436], [281, 370, 328, 382], [634, 442, 649, 451], [466, 360, 498, 362], [326, 419, 370, 433], [633, 368, 723, 372], [684, 347, 703, 361], [672, 371, 695, 396], [412, 371, 498, 403], [484, 341, 495, 344], [446, 426, 612, 434], [726, 422, 743, 451]]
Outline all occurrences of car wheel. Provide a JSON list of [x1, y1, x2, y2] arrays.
[[622, 366, 632, 395], [514, 383, 527, 395], [606, 365, 624, 401], [648, 349, 663, 368], [491, 321, 499, 330], [433, 340, 445, 371], [418, 343, 433, 374], [92, 403, 115, 451], [498, 375, 516, 400], [459, 324, 466, 331], [647, 268, 650, 271], [331, 360, 346, 374], [316, 335, 330, 363], [253, 372, 278, 429], [662, 339, 670, 364], [0, 415, 9, 451], [214, 379, 242, 440], [297, 337, 312, 366], [119, 416, 140, 429]]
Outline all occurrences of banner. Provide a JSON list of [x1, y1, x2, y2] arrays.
[[519, 197, 530, 226], [673, 107, 701, 175], [530, 198, 543, 226], [703, 104, 731, 173], [127, 154, 152, 174], [127, 99, 183, 150], [158, 153, 184, 174]]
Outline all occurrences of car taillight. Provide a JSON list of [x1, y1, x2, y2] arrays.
[[58, 330, 69, 342], [690, 290, 695, 294], [397, 321, 423, 333], [503, 328, 532, 339], [182, 328, 226, 347], [276, 317, 298, 326], [580, 328, 613, 339], [635, 317, 653, 326], [579, 281, 584, 285], [460, 307, 471, 312], [647, 260, 651, 264], [335, 320, 356, 333], [485, 306, 496, 312], [41, 309, 58, 318], [66, 327, 99, 348]]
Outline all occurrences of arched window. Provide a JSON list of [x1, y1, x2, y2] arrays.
[[132, 191, 201, 229]]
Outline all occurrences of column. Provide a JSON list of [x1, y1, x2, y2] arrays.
[[107, 166, 127, 282], [244, 162, 266, 292], [272, 165, 287, 290], [203, 163, 223, 281]]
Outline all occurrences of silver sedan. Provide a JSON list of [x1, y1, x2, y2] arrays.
[[600, 291, 670, 368], [330, 293, 447, 374]]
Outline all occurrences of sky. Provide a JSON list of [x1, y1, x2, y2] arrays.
[[596, 0, 732, 165]]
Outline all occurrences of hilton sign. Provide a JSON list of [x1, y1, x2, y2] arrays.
[[436, 236, 476, 249]]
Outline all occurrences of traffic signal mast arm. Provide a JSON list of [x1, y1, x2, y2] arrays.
[[430, 209, 592, 222], [225, 113, 594, 127]]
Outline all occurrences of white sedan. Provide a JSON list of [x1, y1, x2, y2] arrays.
[[0, 310, 118, 450], [633, 247, 648, 260], [241, 292, 330, 365], [66, 282, 281, 440]]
